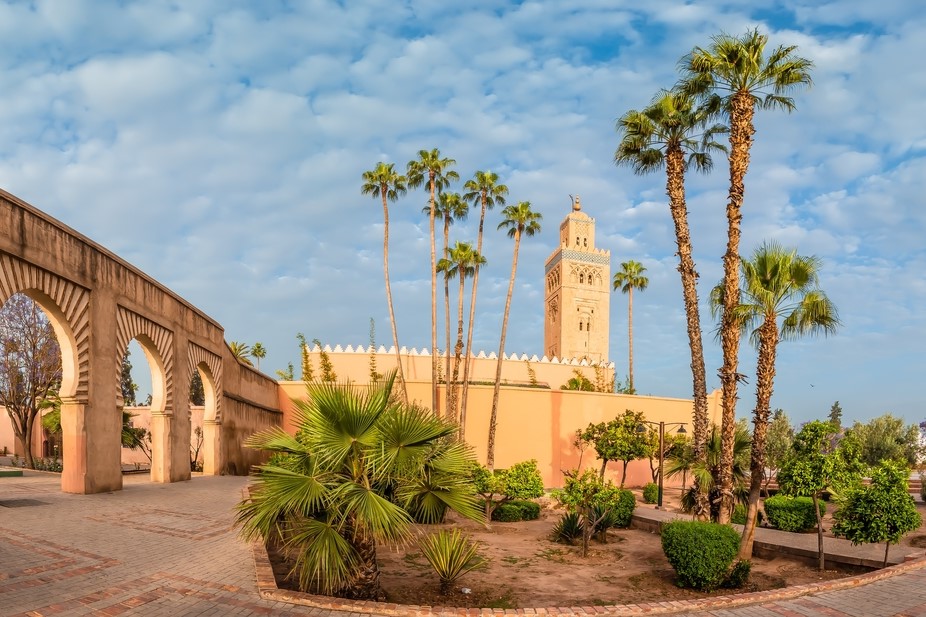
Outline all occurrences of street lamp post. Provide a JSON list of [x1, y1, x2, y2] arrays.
[[638, 421, 686, 509]]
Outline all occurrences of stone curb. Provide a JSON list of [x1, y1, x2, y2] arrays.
[[244, 504, 926, 616]]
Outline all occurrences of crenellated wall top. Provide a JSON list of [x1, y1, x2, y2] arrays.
[[308, 344, 614, 369]]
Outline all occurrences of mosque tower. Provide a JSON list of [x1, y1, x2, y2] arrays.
[[543, 195, 611, 362]]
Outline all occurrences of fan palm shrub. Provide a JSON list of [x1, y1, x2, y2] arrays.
[[234, 371, 482, 600]]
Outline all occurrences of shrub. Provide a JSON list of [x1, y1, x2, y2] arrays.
[[731, 504, 764, 526], [504, 460, 545, 500], [491, 500, 540, 522], [552, 511, 583, 545], [764, 495, 824, 532], [722, 559, 752, 589], [661, 520, 739, 591], [920, 472, 926, 501], [642, 482, 659, 504], [419, 529, 487, 595]]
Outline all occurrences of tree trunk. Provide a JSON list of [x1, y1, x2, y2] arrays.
[[460, 194, 489, 438], [488, 230, 521, 470], [627, 287, 634, 392], [341, 526, 383, 600], [813, 493, 825, 571], [717, 92, 756, 524], [381, 190, 408, 403], [884, 541, 890, 568], [620, 461, 628, 489], [739, 320, 778, 559], [599, 458, 607, 480], [443, 214, 453, 419], [449, 272, 466, 424], [429, 174, 439, 415], [665, 146, 710, 520]]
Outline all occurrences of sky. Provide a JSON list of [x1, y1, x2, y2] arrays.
[[0, 0, 923, 428]]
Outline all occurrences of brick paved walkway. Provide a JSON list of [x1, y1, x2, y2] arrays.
[[2, 471, 925, 616]]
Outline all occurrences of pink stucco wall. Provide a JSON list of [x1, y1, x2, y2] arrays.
[[278, 372, 722, 489]]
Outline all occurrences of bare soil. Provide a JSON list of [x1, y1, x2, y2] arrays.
[[267, 488, 926, 610]]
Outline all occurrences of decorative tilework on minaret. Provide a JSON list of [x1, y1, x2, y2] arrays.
[[543, 195, 611, 362]]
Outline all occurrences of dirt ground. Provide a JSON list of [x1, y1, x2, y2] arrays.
[[270, 488, 926, 609]]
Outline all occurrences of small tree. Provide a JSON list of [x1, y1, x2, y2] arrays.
[[553, 469, 625, 557], [833, 460, 921, 567], [581, 409, 649, 486], [0, 294, 62, 469], [296, 332, 314, 381], [471, 459, 544, 522], [827, 401, 843, 429], [778, 420, 865, 570], [848, 413, 922, 468], [764, 409, 794, 495], [561, 369, 595, 391], [313, 339, 337, 382], [275, 363, 295, 381], [368, 318, 383, 382]]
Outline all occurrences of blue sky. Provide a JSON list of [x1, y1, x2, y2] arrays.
[[0, 1, 923, 427]]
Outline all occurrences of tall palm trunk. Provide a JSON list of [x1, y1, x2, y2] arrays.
[[627, 286, 634, 391], [459, 195, 488, 435], [487, 230, 521, 469], [443, 214, 452, 419], [739, 318, 778, 559], [449, 271, 466, 424], [665, 146, 710, 520], [718, 91, 755, 524], [428, 173, 439, 415], [381, 191, 408, 403]]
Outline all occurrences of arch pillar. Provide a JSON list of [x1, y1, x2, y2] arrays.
[[202, 419, 223, 475], [149, 411, 171, 483]]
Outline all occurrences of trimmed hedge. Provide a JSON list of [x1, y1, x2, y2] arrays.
[[610, 488, 637, 528], [642, 482, 659, 504], [491, 499, 541, 522], [661, 520, 740, 591], [731, 504, 764, 526], [764, 495, 824, 532]]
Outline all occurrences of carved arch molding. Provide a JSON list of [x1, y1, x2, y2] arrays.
[[0, 252, 91, 403], [188, 342, 222, 422], [116, 306, 174, 412]]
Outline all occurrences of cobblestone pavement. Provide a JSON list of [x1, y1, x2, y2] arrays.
[[2, 471, 926, 617]]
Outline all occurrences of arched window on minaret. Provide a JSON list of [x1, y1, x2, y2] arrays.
[[579, 322, 583, 331], [579, 272, 584, 284]]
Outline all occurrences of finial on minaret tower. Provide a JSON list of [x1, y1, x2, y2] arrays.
[[573, 194, 581, 211]]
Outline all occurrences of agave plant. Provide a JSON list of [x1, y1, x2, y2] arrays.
[[551, 511, 583, 545], [419, 528, 487, 595]]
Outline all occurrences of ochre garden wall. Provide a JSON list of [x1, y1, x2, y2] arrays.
[[278, 349, 722, 489]]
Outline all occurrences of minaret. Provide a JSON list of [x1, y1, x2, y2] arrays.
[[543, 195, 611, 362]]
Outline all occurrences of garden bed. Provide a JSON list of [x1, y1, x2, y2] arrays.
[[267, 498, 855, 609]]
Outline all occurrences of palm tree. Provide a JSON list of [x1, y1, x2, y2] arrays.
[[437, 242, 485, 428], [235, 371, 482, 600], [710, 241, 839, 559], [361, 162, 410, 403], [614, 88, 726, 518], [250, 342, 266, 369], [679, 29, 813, 523], [677, 423, 752, 522], [228, 341, 253, 366], [430, 192, 468, 414], [487, 202, 541, 469], [407, 149, 459, 415], [460, 171, 508, 433], [612, 260, 649, 394]]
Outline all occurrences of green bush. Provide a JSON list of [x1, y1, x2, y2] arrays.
[[722, 559, 752, 589], [491, 500, 540, 522], [419, 529, 487, 595], [610, 489, 637, 528], [731, 504, 764, 526], [552, 511, 583, 544], [764, 495, 824, 532], [504, 460, 545, 500], [642, 482, 659, 504], [661, 521, 740, 591]]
